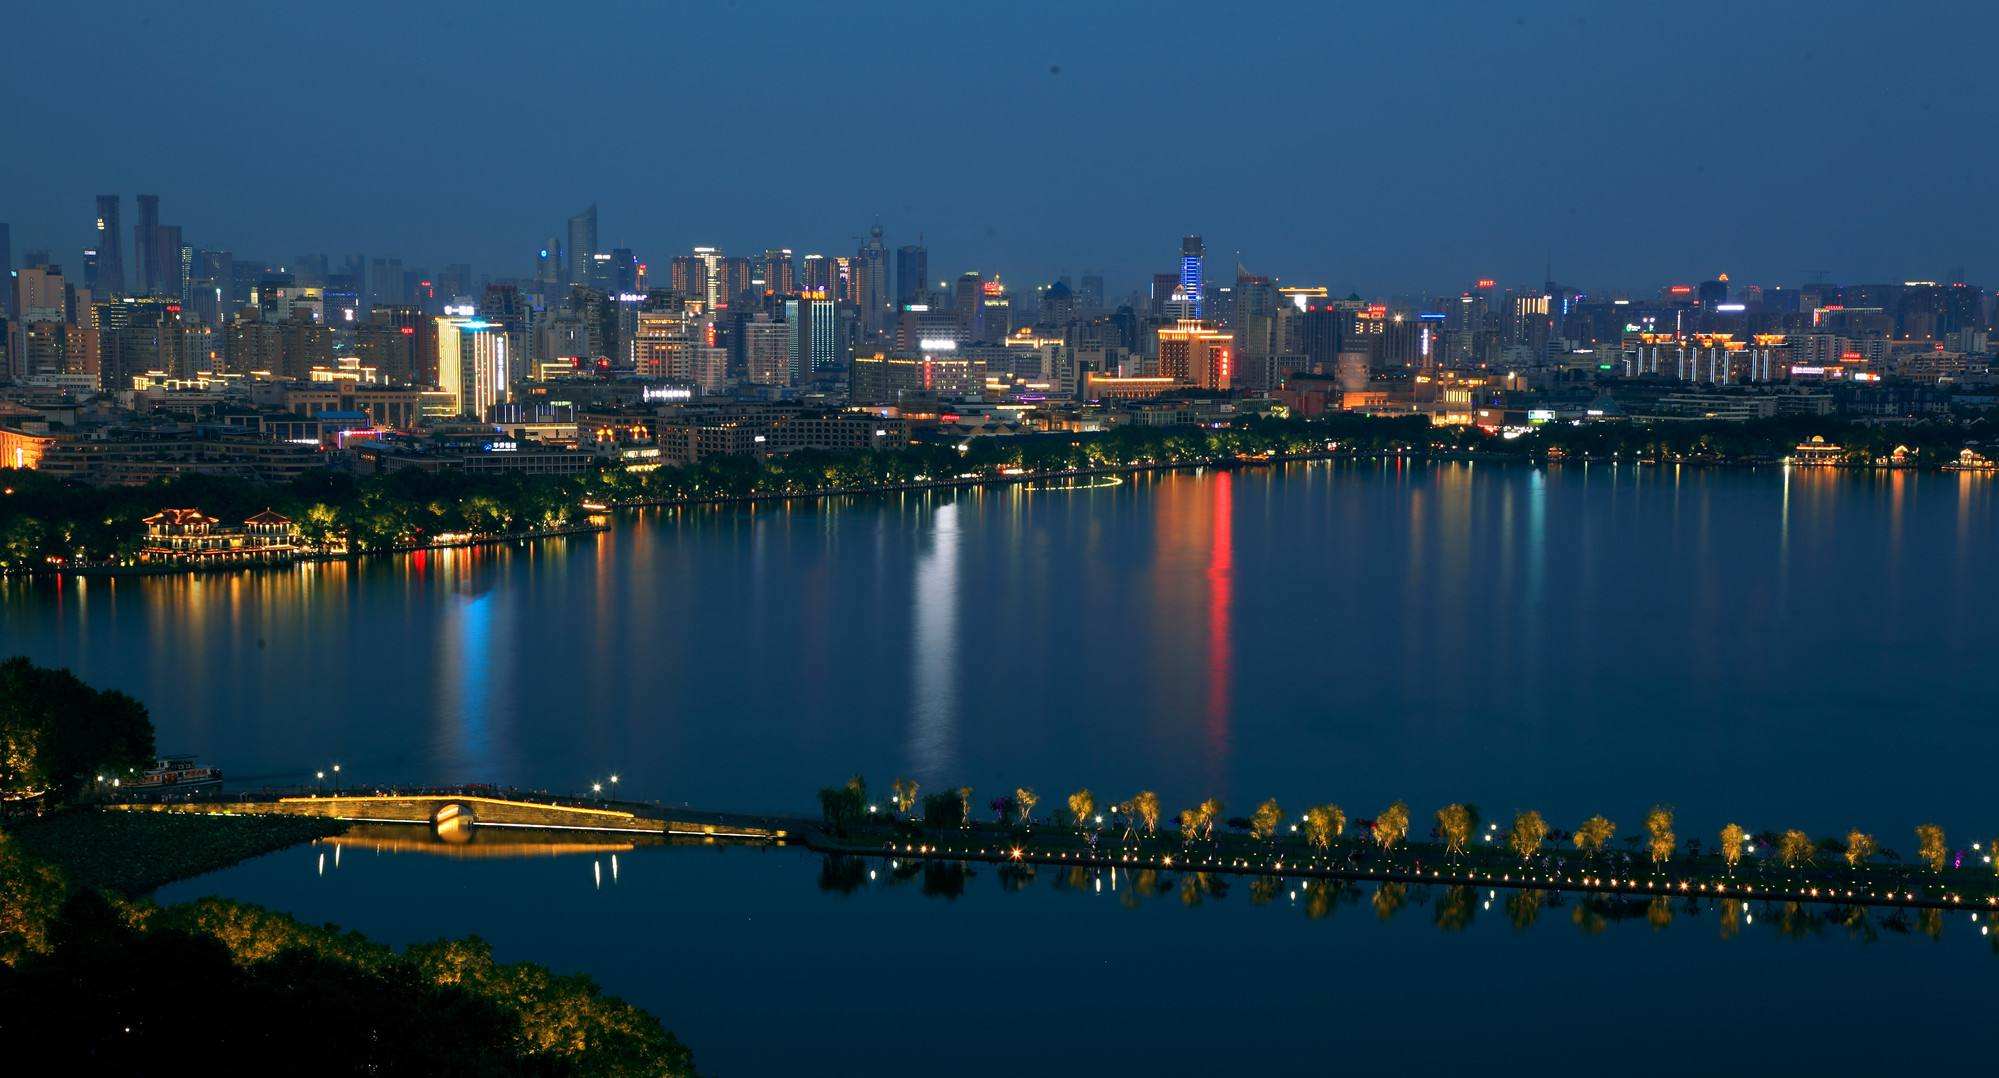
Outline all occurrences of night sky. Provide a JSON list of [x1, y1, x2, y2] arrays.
[[3, 0, 1994, 296]]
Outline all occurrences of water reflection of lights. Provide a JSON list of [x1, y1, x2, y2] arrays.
[[1022, 475, 1124, 493]]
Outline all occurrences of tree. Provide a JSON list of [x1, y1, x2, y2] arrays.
[[0, 658, 156, 802], [1720, 823, 1748, 874], [955, 786, 973, 829], [890, 777, 919, 815], [1197, 798, 1224, 842], [1915, 824, 1947, 873], [817, 774, 868, 833], [1014, 787, 1039, 826], [1509, 810, 1548, 862], [1068, 789, 1094, 832], [1177, 808, 1201, 845], [1250, 799, 1283, 841], [1130, 791, 1161, 837], [1436, 803, 1474, 858], [1373, 801, 1410, 852], [1845, 830, 1878, 869], [1778, 829, 1815, 869], [1303, 805, 1345, 852], [1573, 815, 1616, 860], [1644, 804, 1676, 867]]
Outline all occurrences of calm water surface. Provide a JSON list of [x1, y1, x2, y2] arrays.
[[158, 831, 1997, 1077], [15, 460, 1999, 1074], [5, 461, 1994, 837]]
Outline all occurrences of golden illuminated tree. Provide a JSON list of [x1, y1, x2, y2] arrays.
[[1249, 798, 1283, 841], [1436, 803, 1473, 859], [1014, 787, 1039, 826], [1067, 789, 1094, 832], [1778, 829, 1814, 869], [1373, 801, 1410, 852], [1130, 791, 1161, 837], [1198, 798, 1224, 842], [1844, 829, 1877, 869], [890, 778, 919, 815], [1719, 823, 1748, 874], [1915, 823, 1947, 873], [1509, 810, 1548, 862], [956, 786, 973, 828], [1177, 808, 1200, 844], [1573, 815, 1616, 860], [1303, 804, 1345, 852], [1644, 804, 1676, 867]]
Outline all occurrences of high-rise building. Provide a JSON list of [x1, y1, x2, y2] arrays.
[[435, 317, 511, 417], [0, 222, 10, 318], [1158, 319, 1233, 389], [565, 204, 597, 286], [785, 293, 842, 381], [92, 196, 123, 296], [535, 237, 563, 296], [743, 315, 791, 386], [953, 272, 984, 340], [1078, 272, 1105, 312], [355, 304, 427, 383], [761, 249, 796, 296], [801, 253, 830, 293], [858, 224, 890, 338], [631, 308, 691, 379], [134, 195, 161, 295], [1177, 235, 1206, 318], [895, 243, 928, 308]]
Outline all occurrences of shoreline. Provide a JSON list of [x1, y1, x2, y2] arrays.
[[19, 445, 1983, 582]]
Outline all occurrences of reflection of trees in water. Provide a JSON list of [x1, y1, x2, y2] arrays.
[[822, 855, 1985, 947], [922, 862, 971, 899], [1435, 886, 1476, 933], [997, 863, 1036, 893], [1506, 889, 1544, 932], [1371, 882, 1407, 921], [817, 854, 866, 895]]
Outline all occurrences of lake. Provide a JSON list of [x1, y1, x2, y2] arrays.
[[10, 460, 1998, 1074]]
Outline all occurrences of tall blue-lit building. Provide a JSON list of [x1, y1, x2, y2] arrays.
[[1178, 234, 1205, 318]]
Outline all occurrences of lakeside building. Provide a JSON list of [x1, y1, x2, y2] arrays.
[[140, 507, 299, 564]]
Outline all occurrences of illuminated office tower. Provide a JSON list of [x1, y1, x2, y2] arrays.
[[1157, 319, 1233, 389], [743, 315, 791, 385], [434, 317, 511, 418], [631, 308, 691, 379], [535, 237, 563, 295], [722, 257, 754, 306], [1177, 235, 1206, 318], [694, 247, 722, 309], [979, 278, 1011, 342], [801, 253, 830, 293], [565, 203, 597, 286], [894, 243, 927, 307], [93, 196, 123, 296], [784, 292, 841, 381], [761, 249, 796, 295]]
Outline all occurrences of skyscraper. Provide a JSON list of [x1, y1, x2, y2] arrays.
[[94, 196, 123, 296], [565, 204, 597, 287], [135, 195, 160, 295], [0, 222, 10, 318], [785, 293, 841, 381], [857, 224, 890, 338], [760, 249, 795, 296], [894, 243, 928, 308], [1177, 235, 1206, 319]]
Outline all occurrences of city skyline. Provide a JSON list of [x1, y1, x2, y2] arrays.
[[4, 1, 1996, 291]]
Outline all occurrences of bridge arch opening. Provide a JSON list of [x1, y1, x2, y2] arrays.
[[432, 801, 475, 843]]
